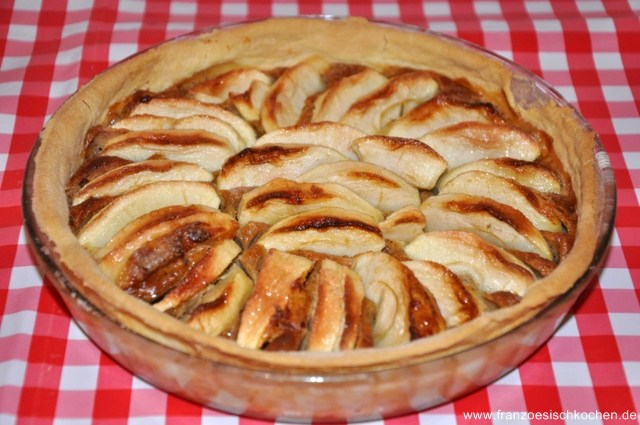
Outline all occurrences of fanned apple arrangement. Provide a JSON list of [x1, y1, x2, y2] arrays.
[[66, 57, 576, 351]]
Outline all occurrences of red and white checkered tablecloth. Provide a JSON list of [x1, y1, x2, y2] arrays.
[[1, 0, 639, 423]]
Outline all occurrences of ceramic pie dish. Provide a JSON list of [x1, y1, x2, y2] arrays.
[[23, 17, 615, 422]]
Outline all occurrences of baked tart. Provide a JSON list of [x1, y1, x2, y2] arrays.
[[24, 17, 615, 421]]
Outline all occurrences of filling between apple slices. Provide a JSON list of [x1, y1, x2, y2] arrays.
[[67, 56, 577, 351]]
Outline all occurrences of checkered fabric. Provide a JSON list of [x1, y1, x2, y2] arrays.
[[1, 0, 638, 423]]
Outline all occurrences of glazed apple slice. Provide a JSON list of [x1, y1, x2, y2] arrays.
[[437, 158, 563, 194], [351, 135, 447, 189], [379, 206, 426, 244], [216, 144, 347, 190], [421, 193, 553, 260], [237, 178, 384, 226], [71, 160, 213, 206], [77, 180, 220, 250], [403, 260, 483, 328], [340, 71, 439, 133], [253, 121, 365, 160], [404, 230, 535, 297], [311, 68, 388, 123], [129, 97, 256, 146], [188, 68, 273, 104], [257, 207, 385, 257], [305, 259, 366, 351], [236, 249, 315, 350], [438, 170, 564, 232], [110, 114, 176, 131], [297, 160, 420, 213], [384, 97, 504, 138], [420, 122, 541, 168], [185, 265, 254, 336], [230, 79, 272, 123], [261, 56, 330, 132], [99, 129, 235, 172]]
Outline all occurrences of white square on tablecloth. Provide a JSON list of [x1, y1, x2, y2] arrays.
[[1, 56, 29, 72], [0, 311, 37, 337], [538, 51, 569, 71], [599, 267, 635, 290], [0, 360, 27, 386], [525, 0, 553, 14], [9, 265, 43, 289], [533, 18, 562, 32], [609, 313, 640, 336], [59, 365, 99, 390], [576, 0, 606, 13], [373, 3, 400, 18], [221, 3, 248, 17], [118, 0, 144, 14], [62, 21, 89, 38], [552, 362, 593, 386], [323, 3, 348, 16], [614, 118, 640, 136], [55, 46, 83, 66], [49, 78, 80, 99], [108, 43, 139, 64], [622, 361, 640, 386], [419, 413, 457, 425], [593, 52, 624, 70], [12, 0, 42, 11], [7, 24, 37, 42], [602, 85, 635, 102], [66, 0, 94, 11], [272, 3, 299, 17], [170, 2, 196, 16], [423, 2, 451, 16], [474, 1, 502, 15], [587, 17, 616, 33], [554, 315, 580, 337]]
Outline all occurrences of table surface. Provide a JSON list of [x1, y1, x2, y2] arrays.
[[1, 0, 639, 424]]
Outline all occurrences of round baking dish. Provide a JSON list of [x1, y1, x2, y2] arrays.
[[23, 17, 615, 422]]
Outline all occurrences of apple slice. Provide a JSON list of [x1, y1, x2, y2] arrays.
[[100, 129, 235, 172], [257, 207, 385, 257], [305, 259, 366, 351], [384, 97, 504, 138], [261, 56, 330, 132], [311, 68, 388, 123], [229, 79, 272, 123], [403, 260, 483, 327], [153, 238, 241, 314], [404, 230, 535, 297], [340, 71, 439, 134], [111, 114, 176, 131], [185, 265, 254, 336], [77, 180, 220, 250], [216, 143, 347, 190], [421, 193, 553, 260], [379, 206, 426, 244], [188, 68, 273, 104], [437, 158, 562, 194], [236, 249, 315, 350], [351, 135, 447, 189], [129, 97, 256, 146], [419, 122, 541, 168], [71, 160, 213, 206], [438, 170, 563, 232], [297, 160, 420, 213], [237, 178, 383, 226], [253, 121, 365, 160]]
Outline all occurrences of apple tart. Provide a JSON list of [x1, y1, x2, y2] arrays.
[[65, 49, 578, 353]]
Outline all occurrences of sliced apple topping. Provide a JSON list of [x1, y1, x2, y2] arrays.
[[351, 135, 447, 189], [439, 170, 564, 232], [111, 114, 176, 131], [71, 160, 213, 206], [305, 259, 367, 351], [216, 144, 347, 191], [96, 205, 238, 284], [311, 68, 388, 123], [99, 129, 235, 172], [236, 250, 315, 350], [261, 56, 330, 132], [229, 79, 272, 123], [185, 265, 254, 337], [403, 260, 483, 328], [340, 71, 439, 134], [257, 207, 385, 257], [153, 238, 241, 314], [420, 122, 541, 168], [237, 178, 384, 226], [437, 158, 562, 194], [77, 180, 221, 250], [253, 121, 365, 159], [421, 193, 553, 260], [129, 97, 257, 146], [297, 160, 420, 213], [353, 252, 444, 347], [384, 97, 504, 138], [379, 206, 426, 244], [188, 68, 273, 104], [404, 231, 535, 297]]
